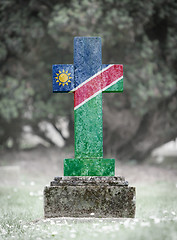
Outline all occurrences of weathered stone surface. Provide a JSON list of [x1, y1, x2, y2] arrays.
[[51, 176, 128, 186], [64, 158, 115, 176], [44, 177, 136, 218], [48, 37, 135, 219], [74, 37, 103, 160], [53, 37, 124, 176], [53, 64, 74, 93]]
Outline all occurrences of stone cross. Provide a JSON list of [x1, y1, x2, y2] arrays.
[[53, 37, 123, 176]]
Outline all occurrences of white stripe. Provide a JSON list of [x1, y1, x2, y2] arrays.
[[102, 75, 123, 92], [74, 89, 103, 110], [70, 64, 113, 93], [74, 75, 123, 110]]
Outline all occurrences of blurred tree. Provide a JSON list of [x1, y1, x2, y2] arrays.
[[0, 0, 176, 161]]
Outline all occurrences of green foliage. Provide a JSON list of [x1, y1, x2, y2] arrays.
[[0, 77, 34, 121], [0, 0, 176, 148]]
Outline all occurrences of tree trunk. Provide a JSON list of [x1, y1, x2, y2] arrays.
[[103, 90, 177, 161]]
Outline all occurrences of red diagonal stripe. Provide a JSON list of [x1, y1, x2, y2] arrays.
[[101, 65, 123, 90], [74, 64, 123, 109]]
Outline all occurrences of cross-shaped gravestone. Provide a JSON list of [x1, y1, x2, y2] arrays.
[[53, 37, 123, 176]]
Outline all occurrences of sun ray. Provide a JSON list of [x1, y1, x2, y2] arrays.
[[59, 71, 61, 73], [68, 73, 71, 75], [66, 70, 68, 73]]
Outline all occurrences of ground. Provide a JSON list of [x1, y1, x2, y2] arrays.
[[0, 147, 177, 240]]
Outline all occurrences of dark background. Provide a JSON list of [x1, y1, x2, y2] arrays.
[[0, 0, 177, 161]]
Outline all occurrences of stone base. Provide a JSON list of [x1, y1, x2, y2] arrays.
[[44, 177, 136, 218], [64, 158, 115, 176]]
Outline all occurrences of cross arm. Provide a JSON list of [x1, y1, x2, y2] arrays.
[[102, 64, 123, 93], [53, 64, 74, 93]]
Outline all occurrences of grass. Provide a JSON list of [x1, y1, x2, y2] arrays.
[[0, 148, 177, 239], [0, 180, 177, 240]]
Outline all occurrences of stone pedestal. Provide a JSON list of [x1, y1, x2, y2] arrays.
[[44, 176, 136, 218]]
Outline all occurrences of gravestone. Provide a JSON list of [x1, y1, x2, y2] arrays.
[[44, 37, 136, 218]]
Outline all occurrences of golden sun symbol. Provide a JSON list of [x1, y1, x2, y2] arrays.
[[55, 69, 72, 86]]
